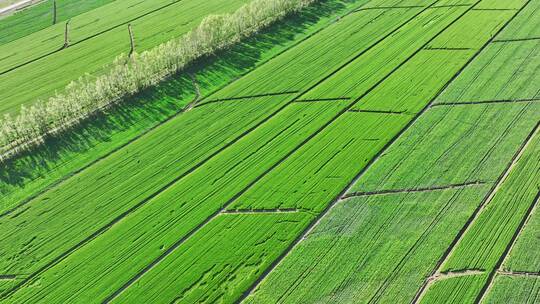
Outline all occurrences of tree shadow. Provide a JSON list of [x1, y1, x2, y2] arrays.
[[0, 0, 353, 195]]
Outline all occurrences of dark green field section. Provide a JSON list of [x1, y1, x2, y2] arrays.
[[0, 0, 538, 303]]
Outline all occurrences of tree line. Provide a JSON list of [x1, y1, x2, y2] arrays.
[[0, 0, 316, 159]]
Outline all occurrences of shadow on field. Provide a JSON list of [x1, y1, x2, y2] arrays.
[[0, 0, 352, 197]]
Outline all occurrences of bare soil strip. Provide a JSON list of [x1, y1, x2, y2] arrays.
[[432, 98, 540, 107], [342, 181, 489, 200], [497, 270, 540, 277], [493, 37, 540, 43], [295, 97, 351, 102], [348, 109, 412, 115], [195, 91, 300, 107], [222, 208, 300, 214]]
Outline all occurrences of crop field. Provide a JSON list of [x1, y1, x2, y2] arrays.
[[0, 0, 538, 303]]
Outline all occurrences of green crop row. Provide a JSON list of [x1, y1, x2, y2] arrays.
[[0, 0, 360, 211], [502, 196, 540, 272], [2, 2, 413, 298], [495, 0, 540, 40], [483, 275, 540, 303], [0, 0, 115, 45]]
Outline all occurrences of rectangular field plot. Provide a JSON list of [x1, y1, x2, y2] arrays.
[[206, 5, 423, 100], [503, 198, 540, 273], [435, 40, 540, 103], [351, 103, 540, 193], [475, 0, 528, 10], [440, 123, 540, 273], [351, 49, 473, 114], [0, 99, 355, 300], [8, 213, 312, 304], [426, 10, 515, 49], [496, 0, 540, 40], [302, 5, 469, 100], [483, 275, 540, 304], [0, 94, 297, 276], [244, 186, 491, 303], [419, 273, 489, 303], [229, 112, 411, 212]]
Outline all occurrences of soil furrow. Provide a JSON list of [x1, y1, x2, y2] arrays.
[[342, 181, 488, 199]]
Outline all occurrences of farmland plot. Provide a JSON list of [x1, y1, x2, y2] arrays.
[[0, 0, 252, 114], [483, 275, 540, 303], [0, 3, 425, 299], [0, 0, 115, 44], [246, 103, 540, 303], [418, 120, 540, 303], [0, 0, 538, 302], [0, 0, 373, 213]]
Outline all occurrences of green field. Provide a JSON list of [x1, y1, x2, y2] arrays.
[[0, 0, 538, 302]]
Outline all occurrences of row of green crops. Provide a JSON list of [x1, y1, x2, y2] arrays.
[[0, 0, 116, 44], [0, 0, 361, 213], [2, 0, 537, 302], [1, 1, 420, 300], [245, 0, 539, 302], [0, 0, 471, 301], [483, 275, 540, 303]]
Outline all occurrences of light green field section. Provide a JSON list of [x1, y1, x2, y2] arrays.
[[483, 275, 540, 304], [503, 199, 540, 272], [350, 49, 473, 113], [420, 274, 489, 304], [302, 5, 470, 99], [352, 104, 540, 193], [426, 10, 514, 49], [440, 125, 540, 273], [435, 40, 540, 103], [496, 0, 540, 40], [245, 187, 491, 303]]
